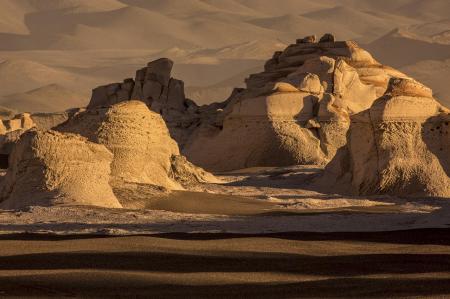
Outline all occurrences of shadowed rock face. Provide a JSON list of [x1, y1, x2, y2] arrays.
[[0, 130, 122, 210], [319, 78, 450, 198]]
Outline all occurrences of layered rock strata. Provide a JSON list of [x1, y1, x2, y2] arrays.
[[320, 78, 450, 197], [183, 34, 411, 171]]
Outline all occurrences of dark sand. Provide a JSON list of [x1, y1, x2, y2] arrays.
[[1, 229, 450, 298]]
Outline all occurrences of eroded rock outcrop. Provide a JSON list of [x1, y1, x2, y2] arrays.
[[57, 101, 217, 190], [0, 113, 36, 163], [0, 130, 122, 209], [86, 34, 442, 177], [183, 34, 411, 171], [0, 113, 35, 135], [320, 78, 450, 197], [0, 109, 84, 165], [87, 58, 201, 147]]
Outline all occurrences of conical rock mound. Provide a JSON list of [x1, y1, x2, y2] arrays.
[[57, 101, 216, 190], [0, 130, 121, 210], [319, 78, 450, 197]]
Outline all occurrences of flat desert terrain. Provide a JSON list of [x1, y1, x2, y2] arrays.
[[0, 166, 448, 297], [1, 230, 450, 298]]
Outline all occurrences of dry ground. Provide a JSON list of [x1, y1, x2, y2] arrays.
[[1, 230, 450, 298], [0, 166, 449, 297]]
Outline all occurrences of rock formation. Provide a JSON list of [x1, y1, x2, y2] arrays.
[[319, 78, 450, 197], [0, 130, 122, 210], [85, 34, 412, 172], [0, 113, 36, 166], [0, 33, 447, 205], [87, 58, 202, 147], [57, 101, 216, 190], [182, 34, 411, 171], [0, 109, 82, 168], [0, 112, 35, 135]]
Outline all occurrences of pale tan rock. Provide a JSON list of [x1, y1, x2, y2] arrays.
[[183, 37, 402, 171], [81, 37, 418, 173], [183, 92, 325, 171], [297, 35, 316, 44], [298, 73, 323, 94], [333, 59, 378, 113], [287, 56, 335, 92], [0, 130, 121, 210], [320, 78, 450, 197], [2, 113, 35, 132], [57, 101, 216, 190]]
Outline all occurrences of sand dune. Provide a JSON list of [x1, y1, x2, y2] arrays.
[[367, 28, 450, 67], [401, 59, 450, 106], [247, 14, 356, 40], [0, 58, 95, 101], [395, 0, 450, 20], [0, 59, 77, 95], [302, 6, 417, 42], [0, 0, 447, 111], [0, 0, 32, 34], [234, 0, 331, 15], [0, 84, 87, 113]]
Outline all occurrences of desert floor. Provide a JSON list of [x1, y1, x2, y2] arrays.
[[1, 230, 450, 298], [0, 166, 449, 297]]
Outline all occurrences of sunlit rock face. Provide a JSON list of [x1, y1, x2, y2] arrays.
[[183, 34, 411, 171], [0, 130, 122, 210], [319, 78, 450, 198]]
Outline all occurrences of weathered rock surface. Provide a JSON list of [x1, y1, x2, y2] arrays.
[[183, 34, 411, 171], [0, 113, 36, 162], [87, 58, 201, 147], [57, 101, 216, 190], [84, 34, 445, 183], [0, 130, 121, 209], [319, 78, 450, 197], [0, 112, 35, 135], [0, 109, 84, 164]]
